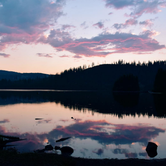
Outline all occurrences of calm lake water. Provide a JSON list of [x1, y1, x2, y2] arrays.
[[0, 90, 166, 159]]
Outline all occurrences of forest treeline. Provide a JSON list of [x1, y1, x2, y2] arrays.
[[0, 60, 166, 91]]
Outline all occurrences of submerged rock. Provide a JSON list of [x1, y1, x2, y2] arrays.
[[55, 146, 74, 156], [45, 144, 53, 151]]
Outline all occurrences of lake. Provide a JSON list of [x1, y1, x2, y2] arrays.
[[0, 90, 166, 159]]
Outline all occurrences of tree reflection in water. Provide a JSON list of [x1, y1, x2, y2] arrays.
[[0, 91, 158, 117], [113, 92, 139, 108], [153, 94, 166, 117]]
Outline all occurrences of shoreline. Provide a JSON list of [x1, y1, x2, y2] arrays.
[[0, 151, 166, 166]]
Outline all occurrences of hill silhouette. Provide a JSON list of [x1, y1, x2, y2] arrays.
[[0, 70, 49, 81], [0, 61, 166, 91]]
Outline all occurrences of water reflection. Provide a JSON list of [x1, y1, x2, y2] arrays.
[[0, 134, 25, 150], [154, 94, 166, 117], [113, 92, 139, 107], [0, 118, 165, 158], [0, 91, 166, 159], [0, 91, 158, 117]]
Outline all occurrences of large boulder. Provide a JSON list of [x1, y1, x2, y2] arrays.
[[146, 142, 158, 158], [60, 146, 74, 156]]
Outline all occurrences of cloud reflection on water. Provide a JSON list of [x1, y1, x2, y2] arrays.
[[44, 120, 165, 146], [36, 119, 52, 124], [0, 119, 165, 157], [0, 119, 9, 124]]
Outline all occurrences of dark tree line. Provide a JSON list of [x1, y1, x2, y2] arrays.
[[0, 60, 166, 91], [154, 68, 166, 93], [112, 74, 139, 92], [112, 74, 140, 108]]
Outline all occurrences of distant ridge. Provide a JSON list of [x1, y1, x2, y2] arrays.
[[0, 70, 49, 81]]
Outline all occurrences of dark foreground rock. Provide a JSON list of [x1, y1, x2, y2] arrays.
[[146, 142, 158, 158], [0, 151, 166, 166]]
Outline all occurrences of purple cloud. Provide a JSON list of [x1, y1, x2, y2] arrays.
[[130, 0, 166, 17], [105, 0, 166, 17], [37, 53, 53, 58], [139, 19, 154, 27], [80, 21, 89, 29], [41, 29, 165, 57], [62, 24, 76, 30], [0, 0, 65, 34], [73, 55, 82, 59], [93, 22, 104, 29], [0, 0, 65, 51], [113, 18, 138, 29], [0, 53, 10, 58]]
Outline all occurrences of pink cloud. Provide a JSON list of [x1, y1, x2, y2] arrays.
[[40, 29, 165, 58], [73, 55, 82, 58], [59, 55, 69, 58], [133, 52, 152, 54], [125, 18, 138, 25], [139, 19, 154, 27], [130, 0, 166, 17]]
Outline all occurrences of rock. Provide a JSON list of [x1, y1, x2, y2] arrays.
[[54, 146, 74, 156], [146, 142, 158, 158], [54, 146, 61, 150], [45, 144, 53, 151], [60, 146, 74, 156], [56, 137, 71, 142]]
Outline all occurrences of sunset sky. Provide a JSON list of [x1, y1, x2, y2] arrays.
[[0, 0, 166, 74]]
